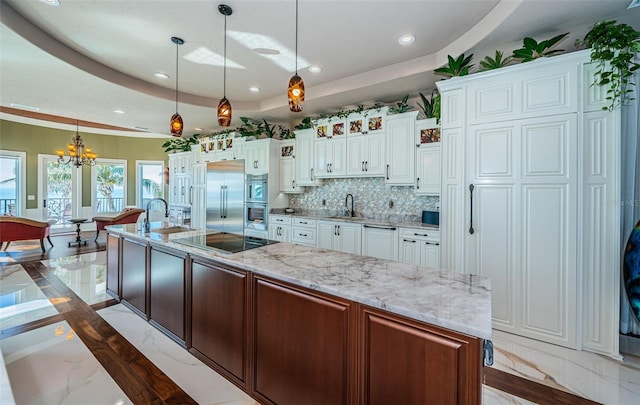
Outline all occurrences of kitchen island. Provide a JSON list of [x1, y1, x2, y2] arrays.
[[106, 223, 491, 405]]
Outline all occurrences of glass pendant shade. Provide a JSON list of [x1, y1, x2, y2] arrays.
[[217, 97, 232, 127], [170, 112, 183, 137], [288, 73, 305, 112]]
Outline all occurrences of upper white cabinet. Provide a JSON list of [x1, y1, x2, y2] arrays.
[[168, 151, 191, 175], [436, 50, 623, 357], [314, 137, 347, 177], [385, 111, 418, 185], [415, 119, 441, 196], [279, 140, 303, 194], [245, 138, 278, 175], [346, 133, 385, 176], [346, 107, 388, 136], [362, 224, 398, 261], [294, 129, 322, 186], [168, 151, 192, 207], [199, 135, 245, 162]]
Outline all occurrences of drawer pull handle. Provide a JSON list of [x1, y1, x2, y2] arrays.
[[403, 239, 416, 243], [300, 233, 308, 237], [364, 224, 396, 231], [414, 233, 429, 237]]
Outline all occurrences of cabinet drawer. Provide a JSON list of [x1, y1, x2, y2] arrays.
[[269, 215, 292, 225], [293, 217, 316, 228], [292, 227, 316, 246], [399, 227, 440, 242]]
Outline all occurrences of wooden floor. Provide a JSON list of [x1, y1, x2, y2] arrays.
[[0, 232, 602, 405]]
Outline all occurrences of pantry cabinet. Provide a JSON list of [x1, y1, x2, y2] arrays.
[[190, 162, 206, 229], [168, 151, 192, 207], [437, 50, 623, 357], [295, 129, 322, 186]]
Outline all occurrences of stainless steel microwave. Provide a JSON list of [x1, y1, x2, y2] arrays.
[[245, 174, 268, 203]]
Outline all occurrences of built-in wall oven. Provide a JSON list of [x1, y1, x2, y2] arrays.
[[245, 174, 268, 231]]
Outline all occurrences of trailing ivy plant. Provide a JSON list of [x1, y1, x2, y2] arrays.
[[434, 53, 474, 77], [388, 95, 414, 114], [512, 33, 569, 62], [584, 20, 640, 111], [479, 50, 513, 71], [162, 137, 198, 153]]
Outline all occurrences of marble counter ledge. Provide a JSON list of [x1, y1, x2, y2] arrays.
[[106, 224, 491, 341], [269, 209, 439, 231]]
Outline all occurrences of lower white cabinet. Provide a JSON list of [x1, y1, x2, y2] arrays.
[[362, 224, 398, 261], [398, 227, 440, 268], [317, 220, 361, 255], [291, 218, 317, 247], [268, 215, 292, 243]]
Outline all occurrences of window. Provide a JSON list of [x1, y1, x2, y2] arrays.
[[0, 150, 26, 216], [92, 159, 127, 214], [136, 161, 164, 208]]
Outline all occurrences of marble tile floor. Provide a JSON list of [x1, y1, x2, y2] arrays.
[[1, 250, 639, 404]]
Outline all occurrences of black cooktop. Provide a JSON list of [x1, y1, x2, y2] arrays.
[[173, 232, 278, 254]]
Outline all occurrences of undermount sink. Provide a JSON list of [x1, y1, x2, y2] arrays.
[[149, 226, 190, 234]]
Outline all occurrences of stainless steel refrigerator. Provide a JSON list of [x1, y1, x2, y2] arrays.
[[206, 160, 245, 234]]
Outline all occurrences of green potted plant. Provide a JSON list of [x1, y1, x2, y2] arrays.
[[388, 95, 414, 114], [161, 137, 198, 153], [417, 89, 441, 124], [294, 117, 313, 130], [434, 53, 474, 77], [584, 20, 640, 111], [511, 33, 569, 62], [479, 50, 513, 71]]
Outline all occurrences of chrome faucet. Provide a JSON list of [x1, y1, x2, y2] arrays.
[[345, 193, 355, 217], [143, 198, 169, 232]]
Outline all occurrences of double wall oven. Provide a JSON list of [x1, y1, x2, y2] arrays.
[[245, 174, 268, 231]]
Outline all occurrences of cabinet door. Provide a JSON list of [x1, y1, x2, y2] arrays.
[[149, 246, 185, 343], [191, 259, 249, 387], [421, 242, 440, 268], [385, 112, 417, 185], [121, 238, 147, 318], [295, 129, 320, 186], [361, 307, 481, 405], [346, 136, 365, 176], [106, 233, 121, 299], [268, 224, 291, 243], [329, 138, 347, 176], [313, 140, 331, 177], [316, 221, 336, 250], [253, 277, 353, 405], [362, 225, 398, 261], [190, 163, 207, 229], [398, 237, 419, 265], [245, 141, 269, 174], [364, 133, 385, 176], [279, 158, 300, 193], [337, 223, 361, 255], [416, 144, 441, 196]]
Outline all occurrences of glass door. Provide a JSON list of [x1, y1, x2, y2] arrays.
[[40, 155, 81, 233], [0, 150, 25, 216]]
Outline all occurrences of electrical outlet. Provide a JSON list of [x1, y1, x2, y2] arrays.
[[389, 200, 394, 208], [28, 195, 35, 200], [322, 199, 326, 206]]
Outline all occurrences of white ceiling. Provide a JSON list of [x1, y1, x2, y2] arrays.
[[1, 0, 639, 139]]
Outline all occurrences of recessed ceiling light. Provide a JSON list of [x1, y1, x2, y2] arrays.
[[249, 86, 261, 93], [113, 109, 125, 114], [10, 102, 40, 111], [194, 127, 204, 131], [308, 65, 322, 73], [154, 72, 169, 79], [39, 0, 60, 6], [253, 48, 280, 55], [398, 34, 415, 45]]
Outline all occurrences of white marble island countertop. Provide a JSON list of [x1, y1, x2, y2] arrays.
[[107, 224, 491, 341]]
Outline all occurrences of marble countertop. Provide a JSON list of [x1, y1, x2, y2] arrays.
[[269, 210, 439, 231], [107, 224, 491, 340]]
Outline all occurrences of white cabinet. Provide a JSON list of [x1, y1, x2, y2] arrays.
[[398, 227, 440, 268], [295, 129, 321, 186], [317, 220, 361, 255], [190, 162, 206, 229], [415, 119, 441, 196], [436, 50, 622, 356], [199, 135, 245, 162], [385, 111, 418, 185], [291, 217, 317, 247], [346, 108, 388, 136], [268, 215, 292, 243], [314, 138, 347, 177], [279, 140, 303, 194], [362, 224, 398, 261], [168, 151, 192, 207], [346, 133, 385, 176], [245, 139, 277, 175]]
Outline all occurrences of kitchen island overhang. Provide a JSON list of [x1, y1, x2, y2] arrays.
[[106, 223, 492, 404]]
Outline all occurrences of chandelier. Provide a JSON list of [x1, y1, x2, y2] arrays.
[[56, 121, 97, 167]]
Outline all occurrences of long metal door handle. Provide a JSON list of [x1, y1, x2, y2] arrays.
[[365, 161, 368, 171], [363, 224, 397, 231], [292, 180, 296, 189], [469, 184, 475, 235], [189, 186, 193, 205], [337, 225, 340, 236], [362, 161, 365, 171], [386, 164, 390, 180], [416, 177, 420, 189], [327, 163, 330, 173], [334, 225, 337, 236], [220, 186, 224, 218], [311, 168, 314, 181]]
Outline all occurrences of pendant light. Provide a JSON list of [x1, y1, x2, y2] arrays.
[[170, 36, 184, 137], [288, 0, 304, 112], [217, 4, 233, 127]]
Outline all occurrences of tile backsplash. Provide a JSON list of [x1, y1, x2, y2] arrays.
[[287, 178, 439, 222]]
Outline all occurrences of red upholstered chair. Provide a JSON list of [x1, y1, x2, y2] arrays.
[[0, 217, 53, 252], [92, 208, 145, 241]]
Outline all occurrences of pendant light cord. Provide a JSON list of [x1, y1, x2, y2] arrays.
[[175, 40, 179, 113], [295, 0, 298, 75], [223, 13, 227, 97]]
